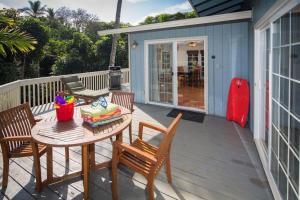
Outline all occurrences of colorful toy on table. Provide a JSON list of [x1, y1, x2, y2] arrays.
[[55, 95, 75, 121], [80, 97, 122, 127]]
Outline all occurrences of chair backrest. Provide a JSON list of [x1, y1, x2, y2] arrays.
[[61, 76, 86, 94], [111, 91, 134, 113], [178, 66, 184, 72], [0, 103, 35, 152], [155, 113, 182, 168]]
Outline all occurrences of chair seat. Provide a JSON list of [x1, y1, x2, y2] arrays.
[[10, 142, 46, 158], [73, 89, 109, 98], [119, 139, 158, 176]]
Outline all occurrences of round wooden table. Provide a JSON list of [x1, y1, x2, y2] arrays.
[[32, 105, 132, 200]]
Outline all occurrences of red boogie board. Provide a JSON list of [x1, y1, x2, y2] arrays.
[[226, 78, 249, 128]]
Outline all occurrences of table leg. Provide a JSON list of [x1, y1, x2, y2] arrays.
[[65, 147, 69, 163], [89, 144, 95, 170], [46, 146, 53, 183], [116, 131, 123, 142], [82, 144, 90, 200]]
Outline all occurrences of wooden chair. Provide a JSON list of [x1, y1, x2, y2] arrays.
[[111, 91, 134, 143], [177, 66, 186, 87], [111, 113, 182, 200], [192, 67, 201, 87], [60, 76, 109, 104], [0, 103, 46, 191]]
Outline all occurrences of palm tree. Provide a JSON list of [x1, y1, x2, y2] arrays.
[[46, 8, 55, 20], [0, 16, 37, 57], [19, 0, 46, 18], [109, 0, 122, 66]]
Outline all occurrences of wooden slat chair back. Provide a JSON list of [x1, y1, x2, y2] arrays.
[[111, 113, 182, 200], [0, 103, 35, 152], [154, 113, 182, 174], [0, 103, 46, 190], [111, 91, 134, 143], [111, 91, 134, 113]]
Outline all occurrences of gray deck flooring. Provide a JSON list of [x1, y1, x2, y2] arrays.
[[0, 103, 274, 200]]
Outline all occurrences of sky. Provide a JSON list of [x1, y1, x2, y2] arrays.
[[0, 0, 193, 25]]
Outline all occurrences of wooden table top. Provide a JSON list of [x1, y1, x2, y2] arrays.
[[32, 105, 132, 147]]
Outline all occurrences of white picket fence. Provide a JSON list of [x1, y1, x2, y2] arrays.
[[0, 69, 130, 112]]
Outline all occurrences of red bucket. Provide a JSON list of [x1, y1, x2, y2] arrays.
[[56, 103, 74, 121]]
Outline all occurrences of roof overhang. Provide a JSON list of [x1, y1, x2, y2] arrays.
[[188, 0, 251, 17], [97, 10, 252, 36]]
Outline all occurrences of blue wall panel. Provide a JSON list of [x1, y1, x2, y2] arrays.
[[129, 21, 250, 117]]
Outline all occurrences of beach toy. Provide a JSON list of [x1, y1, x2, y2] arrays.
[[55, 96, 66, 105], [65, 96, 75, 104], [55, 95, 74, 122], [92, 97, 108, 109]]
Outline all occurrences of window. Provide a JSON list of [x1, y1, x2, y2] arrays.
[[187, 50, 199, 67]]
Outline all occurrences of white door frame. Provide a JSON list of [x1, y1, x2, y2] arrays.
[[144, 36, 208, 113]]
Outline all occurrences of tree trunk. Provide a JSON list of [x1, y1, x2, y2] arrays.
[[109, 0, 123, 67], [21, 55, 26, 79]]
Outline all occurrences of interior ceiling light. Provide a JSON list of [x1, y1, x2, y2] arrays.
[[188, 42, 197, 47]]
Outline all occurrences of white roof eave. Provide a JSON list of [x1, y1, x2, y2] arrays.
[[97, 10, 252, 36]]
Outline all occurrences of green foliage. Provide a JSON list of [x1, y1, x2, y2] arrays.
[[52, 51, 85, 75], [19, 0, 47, 18], [18, 17, 49, 60], [95, 36, 111, 69], [0, 59, 19, 85], [0, 8, 21, 21], [1, 3, 194, 85], [140, 11, 197, 25], [0, 15, 37, 57], [46, 8, 55, 20]]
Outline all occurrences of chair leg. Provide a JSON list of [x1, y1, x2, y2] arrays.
[[129, 122, 133, 144], [110, 137, 114, 144], [165, 156, 172, 184], [32, 143, 42, 192], [65, 147, 69, 162], [2, 155, 9, 188], [111, 148, 119, 200], [147, 179, 155, 200]]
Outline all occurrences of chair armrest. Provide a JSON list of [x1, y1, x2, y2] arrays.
[[0, 136, 32, 143], [114, 141, 157, 164], [34, 118, 42, 123], [138, 121, 167, 139]]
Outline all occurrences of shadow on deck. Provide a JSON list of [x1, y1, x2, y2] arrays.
[[0, 103, 274, 200]]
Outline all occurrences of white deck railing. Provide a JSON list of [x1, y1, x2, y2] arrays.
[[0, 69, 130, 112]]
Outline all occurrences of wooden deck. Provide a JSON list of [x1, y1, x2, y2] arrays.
[[0, 103, 274, 200]]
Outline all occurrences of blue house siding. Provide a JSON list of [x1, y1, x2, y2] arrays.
[[252, 0, 277, 23], [129, 21, 250, 117]]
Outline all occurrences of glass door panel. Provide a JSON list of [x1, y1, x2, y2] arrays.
[[148, 43, 173, 104], [177, 40, 205, 110]]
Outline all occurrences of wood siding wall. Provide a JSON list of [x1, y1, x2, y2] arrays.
[[129, 21, 250, 117]]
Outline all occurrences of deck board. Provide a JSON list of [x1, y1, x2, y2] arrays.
[[0, 103, 273, 200]]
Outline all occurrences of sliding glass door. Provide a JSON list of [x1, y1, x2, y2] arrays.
[[148, 43, 174, 104], [146, 37, 207, 112], [257, 4, 300, 200]]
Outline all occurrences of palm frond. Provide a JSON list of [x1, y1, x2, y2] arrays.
[[0, 16, 15, 27], [19, 0, 46, 17], [0, 28, 37, 57]]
